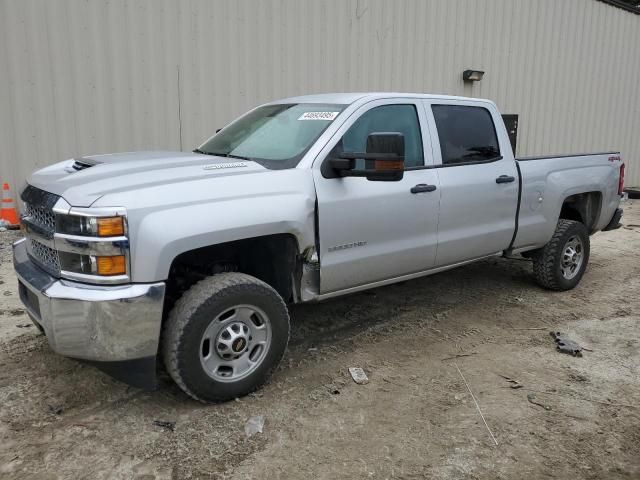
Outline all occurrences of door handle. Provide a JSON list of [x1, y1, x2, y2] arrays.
[[496, 175, 515, 184], [410, 184, 437, 194]]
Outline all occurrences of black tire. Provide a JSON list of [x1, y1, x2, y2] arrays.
[[532, 219, 590, 291], [162, 272, 290, 403]]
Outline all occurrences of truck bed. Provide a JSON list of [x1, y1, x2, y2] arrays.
[[513, 152, 623, 251], [516, 151, 620, 161]]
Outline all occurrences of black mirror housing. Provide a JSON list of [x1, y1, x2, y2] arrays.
[[364, 132, 405, 181], [327, 132, 405, 181], [367, 132, 404, 159]]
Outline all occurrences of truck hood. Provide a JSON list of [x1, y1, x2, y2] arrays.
[[26, 151, 270, 207]]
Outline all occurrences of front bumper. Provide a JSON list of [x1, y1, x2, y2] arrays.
[[12, 239, 165, 388]]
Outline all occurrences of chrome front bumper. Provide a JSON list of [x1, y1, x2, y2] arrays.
[[12, 239, 165, 364]]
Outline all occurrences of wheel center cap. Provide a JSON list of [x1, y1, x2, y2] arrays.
[[215, 321, 250, 358], [232, 337, 247, 353]]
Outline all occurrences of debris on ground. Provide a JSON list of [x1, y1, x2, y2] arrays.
[[550, 331, 583, 357], [0, 219, 19, 230], [324, 383, 341, 395], [454, 362, 499, 446], [16, 324, 32, 328], [527, 393, 552, 411], [348, 367, 369, 385], [441, 352, 477, 361], [568, 372, 589, 383], [382, 377, 403, 387], [244, 415, 265, 438], [152, 420, 176, 432], [499, 374, 523, 389], [48, 404, 64, 415]]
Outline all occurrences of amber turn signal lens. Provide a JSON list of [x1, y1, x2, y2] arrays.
[[97, 217, 124, 236], [96, 255, 126, 276], [375, 159, 404, 171]]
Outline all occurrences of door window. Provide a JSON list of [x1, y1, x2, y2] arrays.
[[432, 105, 501, 165], [331, 104, 424, 168]]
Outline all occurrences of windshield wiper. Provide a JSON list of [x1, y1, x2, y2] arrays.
[[193, 148, 227, 156], [193, 149, 251, 161], [226, 154, 251, 161]]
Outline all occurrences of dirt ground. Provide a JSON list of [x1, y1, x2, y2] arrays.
[[1, 201, 639, 480]]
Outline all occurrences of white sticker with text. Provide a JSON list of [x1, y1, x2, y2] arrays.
[[298, 111, 340, 121]]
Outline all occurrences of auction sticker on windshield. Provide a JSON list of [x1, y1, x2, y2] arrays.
[[298, 111, 340, 121]]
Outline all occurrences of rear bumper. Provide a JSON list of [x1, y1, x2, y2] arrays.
[[12, 239, 165, 388], [603, 208, 623, 231]]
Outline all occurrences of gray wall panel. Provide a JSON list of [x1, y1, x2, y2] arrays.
[[1, 0, 639, 197]]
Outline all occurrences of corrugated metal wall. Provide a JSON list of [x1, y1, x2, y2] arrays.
[[1, 0, 639, 194]]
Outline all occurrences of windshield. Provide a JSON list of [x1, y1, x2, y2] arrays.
[[196, 103, 346, 169]]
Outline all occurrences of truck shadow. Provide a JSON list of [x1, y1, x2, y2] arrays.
[[288, 256, 535, 350]]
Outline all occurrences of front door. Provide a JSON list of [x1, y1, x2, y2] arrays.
[[313, 99, 441, 294]]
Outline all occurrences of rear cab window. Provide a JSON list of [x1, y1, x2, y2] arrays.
[[431, 105, 501, 166]]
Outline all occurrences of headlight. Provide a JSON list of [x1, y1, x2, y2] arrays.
[[56, 214, 125, 237], [53, 208, 130, 283]]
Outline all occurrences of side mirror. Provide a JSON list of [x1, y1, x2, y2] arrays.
[[329, 132, 405, 181], [365, 132, 405, 181]]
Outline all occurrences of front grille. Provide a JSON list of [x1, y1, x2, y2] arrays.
[[21, 185, 59, 235], [24, 202, 56, 233], [21, 185, 60, 210], [28, 239, 60, 274], [20, 185, 62, 275]]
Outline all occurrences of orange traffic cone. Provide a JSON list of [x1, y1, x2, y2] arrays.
[[1, 183, 20, 228]]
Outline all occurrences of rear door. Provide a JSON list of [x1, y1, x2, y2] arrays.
[[423, 100, 519, 267], [312, 98, 441, 294]]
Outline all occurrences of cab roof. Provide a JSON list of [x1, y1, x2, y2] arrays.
[[269, 92, 493, 105]]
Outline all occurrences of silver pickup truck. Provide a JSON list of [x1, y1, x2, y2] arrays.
[[13, 93, 624, 402]]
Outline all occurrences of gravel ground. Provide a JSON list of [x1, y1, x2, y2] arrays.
[[0, 200, 639, 479]]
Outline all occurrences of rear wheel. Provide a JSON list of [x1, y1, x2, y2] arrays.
[[162, 273, 290, 402], [532, 219, 590, 291]]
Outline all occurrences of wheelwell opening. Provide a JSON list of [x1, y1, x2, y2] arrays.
[[560, 192, 602, 233], [164, 234, 299, 316]]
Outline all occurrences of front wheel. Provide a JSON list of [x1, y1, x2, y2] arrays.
[[532, 219, 590, 291], [162, 273, 290, 403]]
